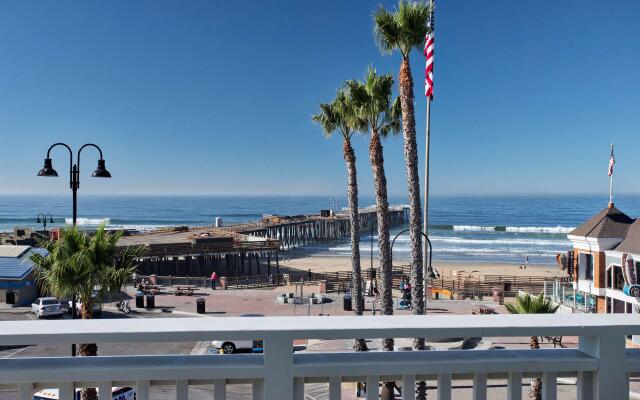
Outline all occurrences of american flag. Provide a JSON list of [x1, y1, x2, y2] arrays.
[[608, 145, 615, 177], [424, 8, 434, 99]]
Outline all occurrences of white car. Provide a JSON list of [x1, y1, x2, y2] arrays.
[[31, 297, 64, 319], [68, 293, 103, 318], [212, 314, 264, 354]]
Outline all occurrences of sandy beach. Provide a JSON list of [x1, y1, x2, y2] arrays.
[[279, 251, 568, 278]]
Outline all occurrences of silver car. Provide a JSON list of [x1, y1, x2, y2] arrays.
[[31, 297, 64, 319]]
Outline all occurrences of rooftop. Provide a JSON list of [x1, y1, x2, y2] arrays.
[[0, 245, 47, 281], [568, 205, 634, 239]]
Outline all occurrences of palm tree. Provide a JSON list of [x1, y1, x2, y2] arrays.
[[347, 67, 400, 351], [313, 88, 368, 352], [505, 293, 559, 400], [373, 5, 432, 398], [31, 224, 142, 400], [374, 0, 432, 323]]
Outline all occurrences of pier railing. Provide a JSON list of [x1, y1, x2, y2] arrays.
[[1, 314, 638, 400]]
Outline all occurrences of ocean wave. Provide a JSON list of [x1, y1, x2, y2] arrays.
[[428, 224, 575, 233], [65, 217, 111, 225]]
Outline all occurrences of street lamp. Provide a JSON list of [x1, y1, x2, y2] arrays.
[[390, 229, 436, 313], [36, 214, 55, 230], [38, 143, 111, 225], [37, 142, 111, 356]]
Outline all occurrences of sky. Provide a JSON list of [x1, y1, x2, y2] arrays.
[[0, 0, 639, 197]]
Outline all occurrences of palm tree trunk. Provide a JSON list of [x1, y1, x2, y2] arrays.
[[79, 309, 99, 400], [369, 129, 396, 400], [399, 56, 427, 400], [344, 138, 368, 352], [529, 336, 541, 400]]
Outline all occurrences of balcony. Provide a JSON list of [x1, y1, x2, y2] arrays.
[[1, 314, 639, 400]]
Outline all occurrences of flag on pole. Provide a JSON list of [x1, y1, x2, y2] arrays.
[[424, 6, 434, 99], [608, 145, 615, 177]]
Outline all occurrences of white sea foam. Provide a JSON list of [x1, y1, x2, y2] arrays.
[[65, 217, 111, 225], [505, 226, 575, 233], [453, 225, 496, 232]]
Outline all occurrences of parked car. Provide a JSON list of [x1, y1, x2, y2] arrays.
[[212, 313, 264, 354], [33, 386, 135, 400], [67, 292, 103, 318], [31, 297, 64, 319]]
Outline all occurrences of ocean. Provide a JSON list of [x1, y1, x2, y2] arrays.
[[1, 194, 639, 265]]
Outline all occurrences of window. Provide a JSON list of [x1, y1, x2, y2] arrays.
[[607, 265, 625, 291], [585, 254, 594, 280]]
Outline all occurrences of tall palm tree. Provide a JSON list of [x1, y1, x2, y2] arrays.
[[347, 67, 400, 345], [374, 5, 432, 398], [374, 0, 432, 323], [313, 88, 368, 352], [505, 294, 559, 400], [348, 67, 401, 400], [31, 224, 142, 400]]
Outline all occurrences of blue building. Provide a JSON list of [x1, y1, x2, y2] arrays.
[[0, 245, 47, 306]]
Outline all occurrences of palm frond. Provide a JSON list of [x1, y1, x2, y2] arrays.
[[373, 1, 432, 58], [505, 293, 559, 315]]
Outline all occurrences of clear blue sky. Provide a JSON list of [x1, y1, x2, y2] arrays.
[[1, 1, 638, 197]]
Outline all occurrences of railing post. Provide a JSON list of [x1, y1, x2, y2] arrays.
[[263, 335, 293, 400], [579, 334, 628, 400], [18, 383, 34, 400]]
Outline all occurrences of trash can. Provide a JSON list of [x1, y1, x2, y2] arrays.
[[145, 294, 155, 309], [343, 294, 352, 311], [136, 292, 145, 308], [196, 298, 205, 314]]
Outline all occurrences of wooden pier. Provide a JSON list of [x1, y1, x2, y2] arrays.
[[118, 205, 408, 278]]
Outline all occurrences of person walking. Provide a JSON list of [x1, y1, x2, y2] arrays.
[[210, 271, 218, 290]]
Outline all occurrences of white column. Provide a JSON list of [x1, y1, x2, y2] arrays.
[[437, 373, 451, 400], [59, 382, 74, 400], [98, 382, 112, 400], [263, 336, 293, 400], [472, 373, 487, 400], [329, 376, 342, 400], [579, 334, 627, 399], [213, 379, 226, 400], [18, 383, 34, 400], [541, 372, 557, 400], [366, 376, 379, 400], [402, 375, 415, 400], [176, 380, 188, 400], [136, 380, 150, 400], [507, 372, 522, 400]]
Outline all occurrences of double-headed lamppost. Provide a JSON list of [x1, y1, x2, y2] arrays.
[[37, 143, 111, 356], [36, 214, 54, 230]]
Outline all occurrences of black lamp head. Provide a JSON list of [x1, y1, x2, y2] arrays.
[[36, 216, 41, 223], [49, 216, 55, 223], [425, 267, 438, 280], [37, 158, 58, 177], [92, 159, 111, 178]]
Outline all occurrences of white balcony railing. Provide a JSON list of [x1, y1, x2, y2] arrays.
[[1, 314, 640, 400]]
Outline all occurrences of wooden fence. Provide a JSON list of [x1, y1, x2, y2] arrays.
[[137, 268, 569, 297]]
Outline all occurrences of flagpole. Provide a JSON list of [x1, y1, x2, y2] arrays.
[[609, 143, 614, 207], [423, 0, 434, 315], [423, 96, 431, 313]]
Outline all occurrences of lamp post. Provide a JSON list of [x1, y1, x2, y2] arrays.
[[391, 229, 436, 313], [36, 214, 54, 230], [37, 143, 111, 356]]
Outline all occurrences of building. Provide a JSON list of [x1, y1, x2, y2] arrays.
[[0, 245, 46, 306], [567, 203, 640, 315]]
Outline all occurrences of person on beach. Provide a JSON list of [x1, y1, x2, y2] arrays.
[[210, 271, 218, 290]]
